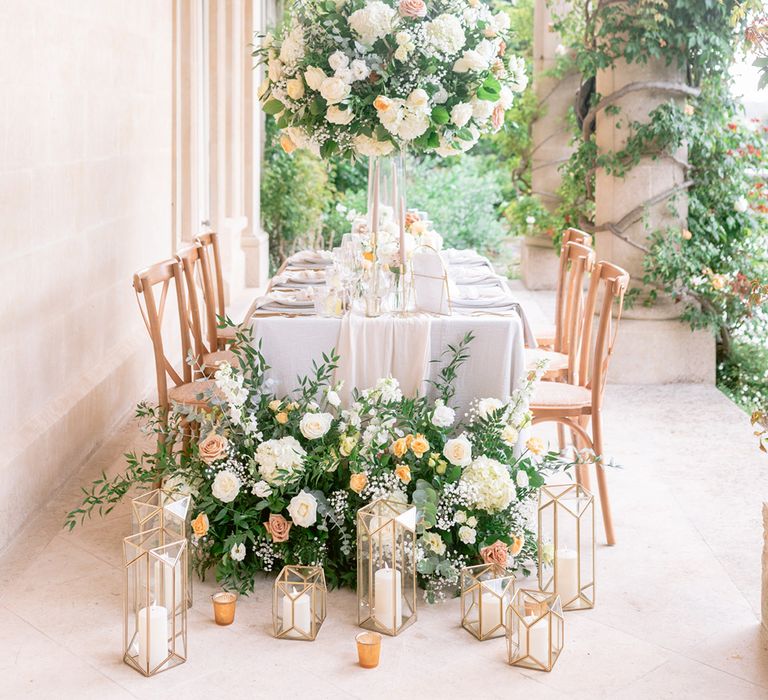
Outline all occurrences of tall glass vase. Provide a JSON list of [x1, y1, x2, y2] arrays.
[[365, 151, 410, 315]]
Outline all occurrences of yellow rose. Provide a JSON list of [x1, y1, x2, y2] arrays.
[[410, 434, 429, 458], [525, 437, 545, 456], [280, 133, 297, 154], [711, 274, 726, 291], [339, 434, 358, 457], [276, 411, 289, 424], [268, 399, 282, 412], [349, 472, 368, 494], [395, 464, 412, 484], [508, 533, 525, 556], [391, 437, 408, 458], [288, 401, 299, 411], [198, 433, 228, 465], [191, 512, 209, 538]]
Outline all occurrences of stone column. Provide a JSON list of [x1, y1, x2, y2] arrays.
[[763, 503, 768, 632], [594, 56, 715, 383], [522, 0, 579, 290]]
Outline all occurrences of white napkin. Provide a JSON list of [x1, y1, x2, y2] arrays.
[[449, 266, 501, 285], [441, 248, 489, 266], [250, 288, 316, 316], [272, 268, 326, 287], [336, 310, 431, 402], [286, 250, 334, 269]]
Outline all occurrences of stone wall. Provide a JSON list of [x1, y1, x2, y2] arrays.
[[0, 0, 173, 550]]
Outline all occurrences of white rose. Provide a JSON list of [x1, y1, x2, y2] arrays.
[[268, 58, 284, 82], [326, 389, 342, 407], [454, 510, 467, 524], [304, 66, 327, 91], [433, 86, 449, 104], [230, 543, 246, 561], [431, 400, 455, 428], [319, 76, 351, 104], [477, 397, 504, 419], [353, 134, 395, 157], [499, 85, 514, 110], [453, 49, 489, 73], [734, 196, 749, 213], [422, 532, 446, 555], [501, 424, 519, 446], [492, 11, 511, 32], [348, 1, 397, 45], [472, 97, 496, 121], [394, 45, 409, 62], [458, 525, 477, 545], [335, 66, 354, 84], [516, 470, 530, 488], [407, 88, 430, 112], [467, 516, 477, 528], [508, 55, 528, 92], [451, 102, 473, 128], [211, 469, 241, 503], [350, 59, 370, 81], [443, 435, 472, 467], [326, 105, 355, 125], [286, 77, 305, 100], [300, 412, 334, 440], [398, 110, 430, 141], [288, 490, 318, 527], [329, 50, 349, 72], [252, 480, 273, 498]]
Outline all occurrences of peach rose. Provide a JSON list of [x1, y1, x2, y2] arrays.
[[491, 103, 505, 132], [399, 0, 427, 18], [276, 411, 289, 424], [410, 434, 429, 458], [350, 472, 368, 494], [280, 133, 297, 154], [480, 540, 509, 568], [405, 211, 421, 228], [264, 513, 292, 543], [395, 464, 412, 484], [391, 437, 408, 458], [198, 433, 228, 465], [374, 95, 392, 111], [191, 513, 209, 538], [508, 534, 524, 556]]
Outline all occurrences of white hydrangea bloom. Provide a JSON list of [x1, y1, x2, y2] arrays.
[[461, 455, 516, 513]]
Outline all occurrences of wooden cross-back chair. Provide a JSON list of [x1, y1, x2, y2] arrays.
[[132, 259, 217, 414], [530, 260, 630, 546], [176, 243, 236, 376], [195, 232, 231, 348]]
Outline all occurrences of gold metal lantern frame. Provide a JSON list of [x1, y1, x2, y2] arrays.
[[273, 565, 327, 641], [123, 527, 188, 677], [460, 563, 516, 641], [538, 483, 595, 611], [506, 589, 564, 672], [357, 498, 418, 636]]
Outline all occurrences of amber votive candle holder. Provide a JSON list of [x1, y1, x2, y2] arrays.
[[211, 591, 237, 625], [356, 631, 382, 669]]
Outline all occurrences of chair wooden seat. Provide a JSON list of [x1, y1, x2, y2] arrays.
[[169, 379, 220, 408], [203, 349, 237, 373], [531, 381, 591, 412], [525, 347, 569, 373]]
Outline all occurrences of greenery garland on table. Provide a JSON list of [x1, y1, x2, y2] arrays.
[[66, 330, 569, 602]]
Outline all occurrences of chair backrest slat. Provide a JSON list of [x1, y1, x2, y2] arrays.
[[176, 244, 215, 365], [195, 232, 226, 348], [560, 241, 595, 382], [554, 228, 592, 352]]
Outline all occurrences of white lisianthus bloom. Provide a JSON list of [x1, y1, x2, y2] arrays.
[[501, 424, 519, 446], [433, 85, 449, 104], [443, 434, 473, 466], [461, 456, 516, 513], [516, 470, 530, 488], [508, 55, 529, 92], [252, 480, 273, 498], [350, 59, 370, 81], [328, 50, 349, 72], [230, 543, 246, 561], [348, 1, 397, 46], [300, 412, 334, 440], [320, 76, 351, 104], [288, 490, 318, 527], [268, 58, 284, 83], [353, 134, 395, 156], [211, 469, 241, 503], [398, 110, 430, 141], [477, 397, 504, 419], [426, 14, 466, 55], [451, 102, 473, 128], [499, 85, 515, 110], [326, 389, 342, 407], [286, 77, 305, 100], [458, 525, 477, 545], [734, 196, 749, 213], [374, 376, 403, 403], [304, 66, 327, 91], [454, 510, 467, 524], [326, 105, 355, 125], [256, 436, 307, 485], [407, 88, 430, 112], [492, 11, 511, 33], [422, 532, 446, 555], [472, 97, 496, 121], [453, 49, 489, 73], [431, 399, 455, 428]]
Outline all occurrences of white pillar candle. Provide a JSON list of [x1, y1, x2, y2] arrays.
[[374, 565, 402, 631], [282, 587, 312, 635], [554, 547, 579, 605], [138, 605, 168, 671], [158, 555, 182, 612], [519, 615, 550, 665], [479, 579, 504, 637]]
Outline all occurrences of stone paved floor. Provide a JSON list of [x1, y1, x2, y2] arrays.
[[1, 285, 766, 698]]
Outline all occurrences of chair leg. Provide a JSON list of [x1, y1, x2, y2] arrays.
[[576, 415, 593, 493], [557, 423, 567, 453], [592, 411, 616, 546]]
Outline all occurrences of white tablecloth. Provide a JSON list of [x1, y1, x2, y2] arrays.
[[250, 311, 526, 413]]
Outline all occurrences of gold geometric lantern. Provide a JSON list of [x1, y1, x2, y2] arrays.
[[123, 527, 188, 676], [357, 498, 418, 636], [131, 488, 191, 540], [537, 484, 595, 611], [460, 564, 515, 641], [506, 589, 564, 672], [273, 565, 327, 641]]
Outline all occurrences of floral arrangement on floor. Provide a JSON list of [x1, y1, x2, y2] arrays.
[[66, 330, 568, 602], [253, 0, 528, 159]]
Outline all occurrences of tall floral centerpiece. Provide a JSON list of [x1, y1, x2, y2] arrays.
[[254, 0, 527, 285]]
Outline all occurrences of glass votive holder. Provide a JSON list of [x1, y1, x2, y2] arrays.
[[211, 591, 237, 626], [356, 631, 382, 669], [506, 589, 564, 672]]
